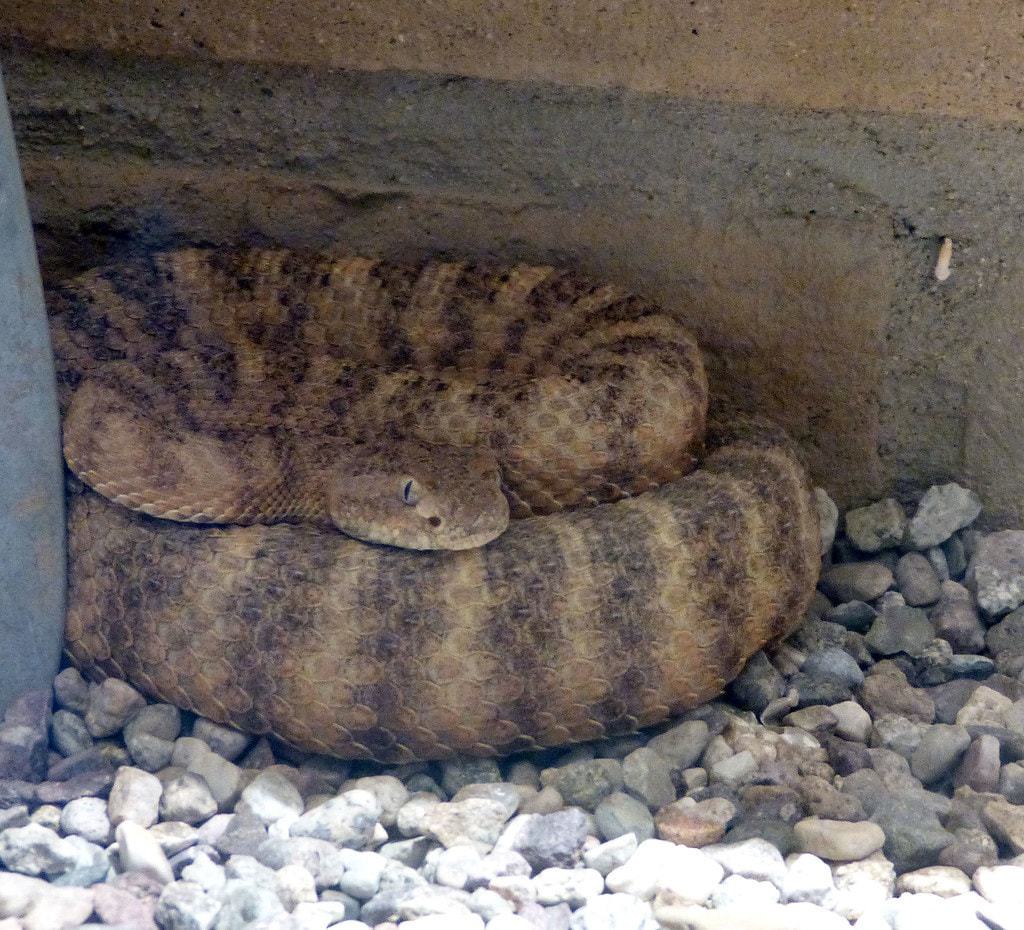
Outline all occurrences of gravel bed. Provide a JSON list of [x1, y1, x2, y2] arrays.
[[2, 483, 1024, 928]]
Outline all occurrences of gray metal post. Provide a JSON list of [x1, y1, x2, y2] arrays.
[[0, 68, 65, 710]]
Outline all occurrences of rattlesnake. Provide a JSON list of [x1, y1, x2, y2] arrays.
[[50, 248, 820, 762]]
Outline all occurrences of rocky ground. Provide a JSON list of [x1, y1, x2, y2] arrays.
[[0, 482, 1023, 928]]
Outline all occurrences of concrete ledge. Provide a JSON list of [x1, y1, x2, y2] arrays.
[[5, 1, 1024, 121]]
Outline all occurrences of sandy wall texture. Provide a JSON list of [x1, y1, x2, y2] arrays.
[[2, 3, 1024, 521]]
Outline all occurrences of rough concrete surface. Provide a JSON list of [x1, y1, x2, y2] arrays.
[[0, 29, 1023, 520]]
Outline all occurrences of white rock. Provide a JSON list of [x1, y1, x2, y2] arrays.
[[60, 795, 113, 845], [896, 865, 971, 898], [972, 864, 1024, 908], [154, 880, 221, 930], [291, 901, 355, 930], [709, 749, 757, 787], [115, 821, 174, 884], [275, 862, 318, 910], [653, 900, 850, 930], [569, 892, 658, 930], [108, 765, 164, 828], [335, 849, 388, 900], [467, 886, 512, 920], [240, 769, 305, 825], [532, 867, 604, 907], [399, 914, 484, 930], [289, 789, 382, 849], [709, 874, 781, 908], [432, 845, 482, 890], [180, 851, 226, 893], [0, 822, 79, 877], [345, 775, 410, 827], [889, 891, 989, 930], [487, 915, 539, 930], [831, 853, 896, 921], [584, 832, 638, 876], [703, 838, 788, 888], [816, 488, 840, 555], [781, 853, 835, 905], [906, 483, 982, 550], [606, 839, 722, 901]]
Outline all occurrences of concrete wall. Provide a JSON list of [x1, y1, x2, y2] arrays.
[[3, 4, 1024, 520]]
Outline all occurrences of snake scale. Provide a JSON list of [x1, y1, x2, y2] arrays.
[[49, 248, 820, 762]]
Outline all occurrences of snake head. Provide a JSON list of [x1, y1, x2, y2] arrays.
[[326, 441, 509, 550]]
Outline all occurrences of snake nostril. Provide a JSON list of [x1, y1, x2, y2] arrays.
[[427, 515, 442, 528]]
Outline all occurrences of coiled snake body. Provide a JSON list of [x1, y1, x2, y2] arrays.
[[50, 248, 819, 762]]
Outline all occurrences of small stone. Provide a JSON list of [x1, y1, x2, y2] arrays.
[[84, 679, 146, 738], [973, 864, 1024, 909], [826, 600, 877, 634], [594, 791, 655, 842], [240, 769, 304, 826], [53, 668, 90, 714], [708, 873, 781, 908], [859, 666, 935, 724], [159, 773, 218, 825], [275, 862, 318, 910], [154, 880, 221, 930], [256, 836, 346, 890], [968, 531, 1024, 617], [190, 718, 250, 761], [108, 766, 163, 828], [783, 705, 838, 733], [830, 701, 872, 743], [93, 880, 158, 930], [871, 795, 955, 872], [896, 552, 943, 606], [495, 808, 589, 870], [416, 797, 510, 853], [956, 685, 1014, 729], [148, 821, 200, 857], [781, 852, 834, 904], [793, 817, 884, 861], [845, 498, 907, 553], [709, 750, 757, 788], [0, 822, 79, 877], [938, 827, 998, 876], [346, 775, 408, 827], [607, 838, 723, 902], [116, 821, 174, 884], [533, 867, 604, 908], [831, 853, 896, 921], [180, 851, 226, 892], [621, 747, 676, 810], [954, 735, 1001, 792], [982, 799, 1024, 854], [184, 750, 242, 811], [569, 893, 657, 930], [440, 758, 502, 796], [213, 812, 268, 857], [655, 797, 736, 847], [865, 605, 935, 656], [926, 545, 951, 581], [802, 648, 864, 689], [583, 833, 638, 876], [910, 724, 972, 784], [896, 865, 971, 897], [647, 720, 711, 772], [60, 796, 112, 845], [932, 582, 986, 653], [50, 710, 93, 758], [820, 562, 894, 603], [726, 651, 785, 714], [905, 484, 982, 550], [124, 704, 182, 744], [539, 759, 623, 810], [212, 878, 287, 927]]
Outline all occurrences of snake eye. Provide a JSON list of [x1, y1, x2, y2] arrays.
[[402, 479, 419, 506]]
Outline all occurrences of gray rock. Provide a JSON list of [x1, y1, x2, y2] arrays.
[[845, 498, 907, 553], [155, 880, 222, 930], [583, 834, 638, 877], [126, 733, 176, 773], [190, 718, 250, 762], [124, 704, 182, 744], [84, 679, 147, 738], [593, 792, 655, 842], [50, 710, 93, 758], [160, 773, 219, 826], [864, 605, 935, 656], [108, 766, 164, 828], [726, 652, 786, 715], [820, 562, 894, 603], [798, 774, 865, 822], [931, 581, 986, 654], [954, 735, 1001, 793], [909, 724, 972, 784], [925, 545, 951, 582], [802, 648, 864, 689], [937, 827, 998, 876], [347, 775, 409, 827], [53, 667, 90, 715], [621, 747, 675, 810], [539, 759, 623, 810], [905, 483, 982, 550], [440, 758, 502, 797], [213, 878, 286, 929], [999, 761, 1024, 803], [255, 836, 346, 890], [968, 530, 1024, 617], [0, 724, 48, 783], [825, 600, 877, 634], [496, 808, 589, 870], [92, 879, 159, 930], [568, 893, 656, 930], [895, 552, 943, 606], [870, 794, 955, 872], [213, 812, 268, 857], [646, 721, 712, 775], [943, 534, 969, 578]]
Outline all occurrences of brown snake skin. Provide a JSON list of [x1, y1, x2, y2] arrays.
[[50, 248, 820, 762]]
